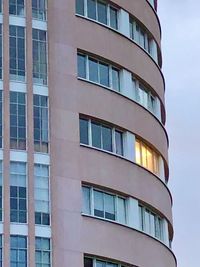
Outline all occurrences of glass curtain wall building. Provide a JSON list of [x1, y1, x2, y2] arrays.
[[0, 0, 176, 266]]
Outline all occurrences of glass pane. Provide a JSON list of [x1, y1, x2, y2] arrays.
[[138, 86, 148, 109], [84, 258, 93, 267], [117, 197, 126, 224], [110, 7, 118, 29], [89, 58, 98, 83], [78, 54, 86, 78], [97, 1, 107, 25], [82, 187, 90, 214], [104, 193, 115, 220], [94, 190, 104, 217], [112, 68, 120, 91], [87, 0, 96, 19], [99, 62, 109, 87], [96, 260, 105, 267], [76, 0, 84, 15], [153, 153, 159, 174], [141, 144, 147, 168], [146, 148, 153, 172], [115, 131, 123, 156], [91, 122, 101, 149], [102, 126, 112, 152], [135, 140, 141, 164], [140, 30, 145, 49], [79, 119, 89, 145]]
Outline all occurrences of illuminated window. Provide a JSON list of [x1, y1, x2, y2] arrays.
[[135, 139, 159, 175]]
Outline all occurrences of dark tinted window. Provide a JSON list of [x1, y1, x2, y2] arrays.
[[91, 122, 101, 148], [80, 119, 89, 145], [78, 54, 86, 79]]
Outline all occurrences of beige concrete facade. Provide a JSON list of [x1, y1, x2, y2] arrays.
[[0, 0, 176, 266]]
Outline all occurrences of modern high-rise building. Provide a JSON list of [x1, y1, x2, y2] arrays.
[[0, 0, 176, 266]]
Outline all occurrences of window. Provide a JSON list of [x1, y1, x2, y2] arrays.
[[133, 78, 156, 114], [79, 118, 89, 145], [32, 0, 47, 20], [35, 237, 51, 267], [129, 17, 157, 60], [77, 54, 120, 91], [10, 162, 27, 223], [32, 29, 48, 85], [77, 54, 86, 79], [34, 164, 50, 225], [79, 118, 124, 156], [139, 205, 163, 241], [9, 26, 25, 81], [10, 92, 26, 150], [84, 257, 127, 267], [0, 25, 2, 79], [76, 0, 84, 16], [0, 235, 2, 267], [0, 161, 2, 222], [10, 235, 27, 267], [9, 0, 25, 16], [135, 139, 159, 175], [33, 95, 49, 153], [82, 186, 126, 224], [0, 91, 2, 148], [76, 0, 118, 30]]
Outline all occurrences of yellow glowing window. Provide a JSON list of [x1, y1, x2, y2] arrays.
[[135, 139, 159, 175]]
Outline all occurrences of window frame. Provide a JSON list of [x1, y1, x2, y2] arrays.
[[32, 29, 48, 85], [34, 163, 51, 226], [9, 0, 25, 17], [84, 256, 128, 267], [129, 16, 156, 59], [10, 91, 27, 151], [82, 185, 127, 225], [78, 53, 121, 92], [35, 237, 51, 267], [139, 205, 164, 241], [133, 78, 156, 114], [10, 235, 27, 267], [32, 0, 47, 21], [33, 94, 49, 153], [76, 0, 119, 30], [9, 25, 26, 82], [10, 161, 27, 224], [79, 117, 124, 156], [135, 139, 159, 175]]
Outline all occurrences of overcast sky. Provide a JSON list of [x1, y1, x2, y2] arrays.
[[158, 1, 200, 266]]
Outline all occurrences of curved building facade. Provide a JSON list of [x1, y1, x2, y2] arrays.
[[0, 0, 176, 266]]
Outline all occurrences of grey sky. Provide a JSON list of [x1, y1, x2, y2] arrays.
[[158, 1, 200, 266]]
